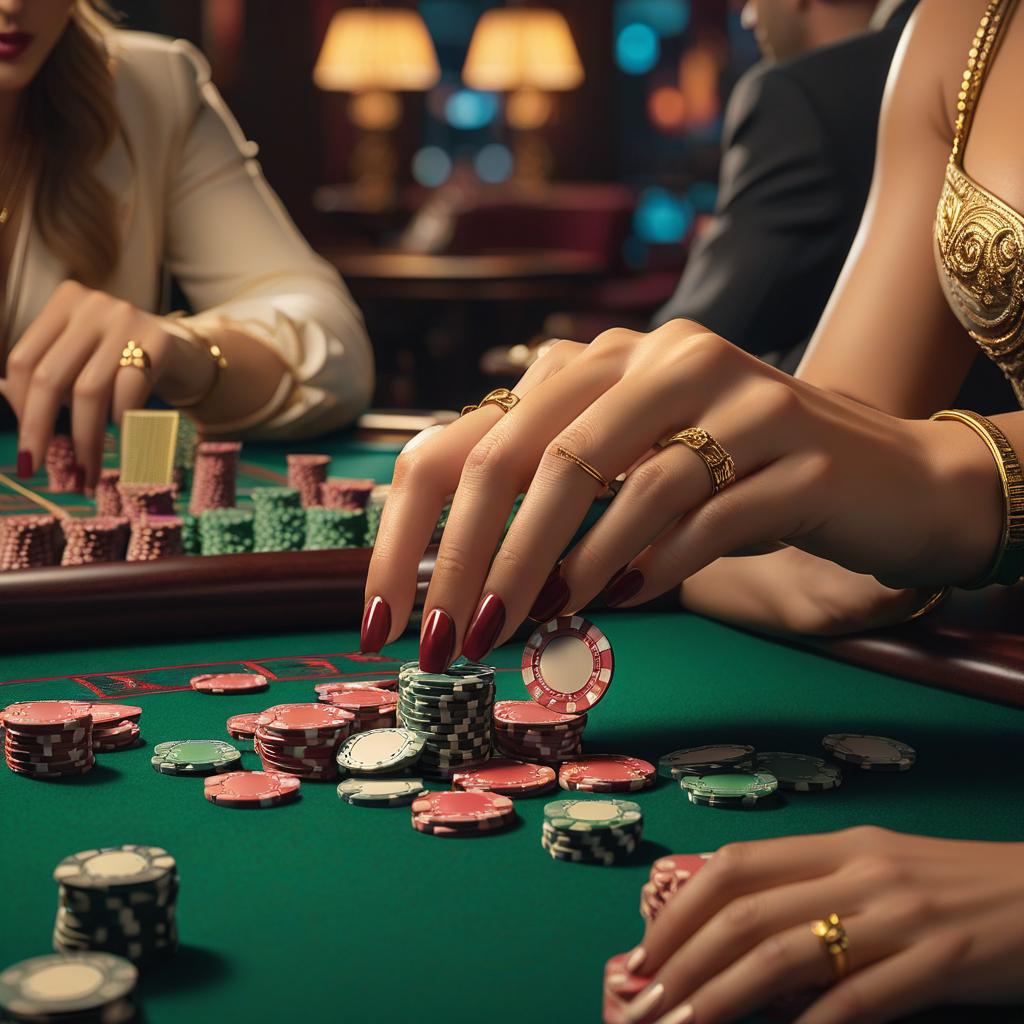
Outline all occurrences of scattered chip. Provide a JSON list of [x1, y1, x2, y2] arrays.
[[190, 673, 268, 694], [335, 728, 425, 775], [522, 615, 613, 715], [754, 752, 842, 791], [558, 755, 656, 793], [204, 770, 300, 808], [822, 733, 916, 772], [336, 778, 427, 806]]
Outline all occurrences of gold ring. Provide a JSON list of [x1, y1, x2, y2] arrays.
[[550, 445, 620, 495], [905, 586, 952, 623], [662, 427, 736, 495], [119, 341, 151, 377], [461, 387, 519, 417], [811, 913, 850, 982]]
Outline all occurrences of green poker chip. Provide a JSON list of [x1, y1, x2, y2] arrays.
[[199, 508, 254, 555], [543, 797, 643, 832], [151, 739, 241, 775], [305, 507, 367, 550], [681, 772, 778, 806]]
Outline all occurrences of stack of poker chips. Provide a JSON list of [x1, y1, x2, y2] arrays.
[[492, 700, 586, 764], [45, 434, 78, 492], [126, 514, 184, 561], [52, 844, 179, 962], [225, 713, 260, 746], [304, 507, 367, 549], [315, 684, 398, 732], [254, 703, 354, 781], [0, 952, 139, 1024], [116, 483, 175, 521], [1, 700, 95, 778], [410, 789, 517, 838], [180, 513, 200, 555], [363, 484, 390, 546], [0, 514, 61, 571], [680, 771, 779, 809], [557, 755, 656, 794], [319, 476, 374, 510], [60, 516, 129, 566], [188, 440, 240, 515], [541, 797, 643, 866], [199, 507, 254, 555], [396, 662, 494, 780], [95, 469, 122, 515], [250, 487, 306, 552], [639, 853, 713, 922], [287, 453, 330, 507]]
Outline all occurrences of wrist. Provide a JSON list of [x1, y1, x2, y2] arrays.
[[156, 322, 220, 408]]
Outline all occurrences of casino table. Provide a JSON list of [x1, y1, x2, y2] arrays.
[[2, 607, 1023, 1023]]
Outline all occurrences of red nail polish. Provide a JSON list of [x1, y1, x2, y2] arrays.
[[529, 567, 570, 622], [16, 450, 31, 479], [603, 567, 644, 607], [360, 596, 391, 653], [420, 608, 455, 673], [463, 594, 506, 662]]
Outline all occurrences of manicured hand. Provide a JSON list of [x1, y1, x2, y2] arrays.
[[613, 827, 1024, 1024]]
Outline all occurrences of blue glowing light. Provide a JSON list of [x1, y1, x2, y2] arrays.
[[616, 22, 660, 75], [412, 146, 453, 188], [474, 143, 514, 184], [633, 187, 694, 244], [445, 89, 499, 130], [616, 0, 691, 37]]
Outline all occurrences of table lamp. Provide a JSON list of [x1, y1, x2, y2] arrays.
[[462, 8, 584, 184], [314, 8, 441, 207]]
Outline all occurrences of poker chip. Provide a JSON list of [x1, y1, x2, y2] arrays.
[[558, 755, 656, 793], [225, 713, 261, 741], [90, 720, 142, 753], [320, 476, 375, 510], [151, 739, 241, 775], [335, 728, 425, 775], [336, 777, 427, 806], [451, 759, 557, 797], [188, 440, 240, 516], [397, 662, 494, 779], [522, 615, 614, 715], [2, 701, 97, 779], [52, 845, 179, 963], [251, 487, 306, 552], [190, 672, 269, 695], [199, 508, 254, 555], [541, 797, 643, 865], [681, 772, 779, 808], [492, 700, 586, 765], [318, 687, 398, 732], [0, 514, 61, 570], [315, 677, 399, 696], [254, 703, 354, 780], [0, 952, 138, 1022], [657, 744, 756, 779], [61, 516, 129, 565], [305, 507, 367, 549], [411, 790, 517, 836], [117, 484, 175, 522], [287, 453, 330, 507], [204, 770, 301, 808], [822, 733, 916, 772], [125, 514, 184, 561], [639, 853, 713, 922], [255, 703, 354, 738], [754, 752, 842, 792], [2, 701, 93, 732]]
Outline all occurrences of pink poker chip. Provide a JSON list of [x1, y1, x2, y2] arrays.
[[190, 673, 269, 694], [558, 755, 656, 793], [410, 789, 514, 824], [521, 615, 614, 715], [452, 759, 557, 796]]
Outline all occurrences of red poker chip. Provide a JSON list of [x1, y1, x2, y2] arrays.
[[190, 672, 268, 694], [205, 770, 300, 807], [320, 688, 398, 711], [89, 720, 138, 740], [410, 789, 514, 825], [452, 759, 556, 796], [492, 700, 584, 730], [558, 755, 656, 793], [315, 679, 399, 698], [225, 713, 261, 739], [411, 815, 514, 837], [521, 615, 614, 715], [1, 701, 93, 732], [255, 703, 354, 738], [76, 703, 143, 725]]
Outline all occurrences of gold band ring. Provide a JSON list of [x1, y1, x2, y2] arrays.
[[811, 913, 850, 982], [662, 427, 736, 495], [461, 387, 519, 417], [119, 340, 151, 377], [905, 586, 952, 623], [551, 446, 621, 496]]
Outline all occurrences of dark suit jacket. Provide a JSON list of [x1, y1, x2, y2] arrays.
[[653, 3, 918, 365]]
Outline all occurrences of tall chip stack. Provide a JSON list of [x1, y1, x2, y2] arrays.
[[45, 434, 78, 492], [188, 440, 240, 515], [116, 484, 175, 521], [251, 487, 306, 551], [304, 507, 367, 549], [396, 662, 494, 780], [254, 703, 355, 780], [60, 516, 129, 565], [52, 844, 179, 962], [126, 515, 184, 561], [287, 453, 330, 507], [0, 514, 61, 571], [199, 508, 255, 555]]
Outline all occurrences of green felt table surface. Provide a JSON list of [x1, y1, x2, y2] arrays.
[[1, 612, 1023, 1024]]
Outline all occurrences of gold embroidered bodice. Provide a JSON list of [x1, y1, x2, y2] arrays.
[[935, 0, 1024, 405]]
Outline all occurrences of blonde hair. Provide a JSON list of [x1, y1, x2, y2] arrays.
[[26, 1, 120, 287]]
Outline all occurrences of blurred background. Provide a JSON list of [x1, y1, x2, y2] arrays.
[[115, 1, 759, 409]]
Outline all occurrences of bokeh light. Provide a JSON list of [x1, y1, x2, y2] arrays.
[[616, 22, 660, 75], [412, 146, 453, 187], [445, 89, 499, 130], [648, 86, 687, 132], [678, 45, 720, 125], [616, 0, 691, 37], [474, 143, 514, 184], [634, 186, 694, 244], [506, 87, 553, 129]]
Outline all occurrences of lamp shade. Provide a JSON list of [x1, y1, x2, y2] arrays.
[[462, 9, 584, 92], [314, 9, 441, 92]]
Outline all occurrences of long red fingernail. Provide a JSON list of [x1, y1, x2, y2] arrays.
[[360, 596, 391, 653], [529, 567, 569, 622], [420, 608, 455, 673], [603, 567, 644, 607], [463, 594, 505, 662], [16, 450, 31, 479]]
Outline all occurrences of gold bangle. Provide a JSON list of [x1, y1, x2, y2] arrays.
[[930, 409, 1024, 587], [811, 912, 850, 982], [165, 324, 229, 409], [461, 387, 519, 417]]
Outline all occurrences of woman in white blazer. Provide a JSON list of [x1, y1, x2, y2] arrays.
[[0, 1, 374, 489]]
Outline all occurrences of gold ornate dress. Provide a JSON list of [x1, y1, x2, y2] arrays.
[[935, 0, 1024, 405]]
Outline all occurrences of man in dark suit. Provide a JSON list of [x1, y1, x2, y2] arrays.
[[653, 0, 917, 371]]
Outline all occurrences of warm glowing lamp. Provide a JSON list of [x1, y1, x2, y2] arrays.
[[462, 8, 583, 182], [314, 9, 440, 205]]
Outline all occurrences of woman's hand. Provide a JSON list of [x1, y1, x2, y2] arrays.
[[679, 547, 938, 637], [614, 827, 1024, 1024], [0, 280, 215, 489], [363, 321, 1002, 667]]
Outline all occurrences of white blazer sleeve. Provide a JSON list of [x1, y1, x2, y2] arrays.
[[159, 39, 374, 438]]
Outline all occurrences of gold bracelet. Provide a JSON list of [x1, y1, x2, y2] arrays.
[[930, 409, 1024, 588], [164, 323, 229, 409]]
